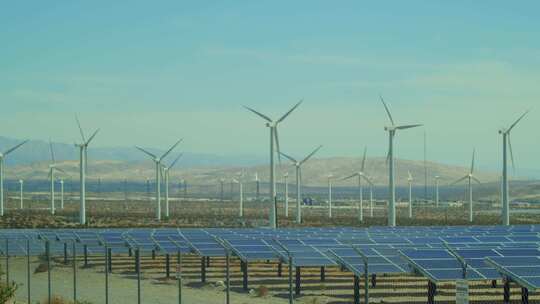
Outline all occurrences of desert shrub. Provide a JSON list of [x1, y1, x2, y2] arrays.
[[255, 285, 269, 297], [0, 265, 17, 304]]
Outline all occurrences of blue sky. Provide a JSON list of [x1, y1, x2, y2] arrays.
[[1, 1, 539, 174]]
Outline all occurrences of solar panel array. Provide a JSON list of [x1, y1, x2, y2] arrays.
[[0, 225, 539, 285]]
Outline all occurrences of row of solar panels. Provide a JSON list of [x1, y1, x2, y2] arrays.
[[1, 227, 540, 290], [2, 226, 540, 256]]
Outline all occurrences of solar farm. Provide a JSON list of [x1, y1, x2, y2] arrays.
[[1, 225, 540, 303]]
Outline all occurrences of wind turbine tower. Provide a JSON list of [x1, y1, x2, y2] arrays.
[[342, 147, 373, 223], [136, 139, 183, 221], [499, 110, 529, 225], [381, 97, 422, 226], [74, 116, 99, 225], [281, 145, 323, 224], [327, 174, 334, 218], [244, 100, 303, 228], [48, 140, 65, 215], [451, 149, 482, 223], [19, 179, 23, 209], [0, 140, 28, 216], [283, 172, 289, 218], [161, 153, 183, 218], [435, 176, 440, 207], [407, 171, 413, 218]]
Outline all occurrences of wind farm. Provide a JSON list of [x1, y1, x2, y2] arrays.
[[1, 2, 539, 304]]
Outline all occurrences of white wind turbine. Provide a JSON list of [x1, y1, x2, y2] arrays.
[[60, 179, 65, 210], [244, 100, 303, 228], [18, 179, 23, 209], [48, 140, 66, 215], [0, 140, 28, 216], [434, 175, 440, 207], [407, 171, 413, 218], [342, 147, 374, 223], [136, 139, 183, 221], [451, 149, 481, 223], [233, 172, 245, 217], [74, 116, 99, 225], [160, 153, 183, 218], [499, 110, 529, 226], [381, 96, 422, 227], [283, 172, 289, 218], [327, 174, 334, 219], [280, 145, 323, 224]]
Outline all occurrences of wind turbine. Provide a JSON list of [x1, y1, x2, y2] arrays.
[[0, 140, 28, 216], [244, 100, 303, 228], [18, 179, 23, 209], [327, 174, 334, 218], [281, 145, 323, 224], [407, 171, 413, 218], [499, 110, 529, 226], [451, 149, 481, 223], [254, 172, 260, 201], [48, 140, 65, 215], [160, 153, 183, 218], [74, 116, 99, 225], [342, 147, 373, 223], [283, 172, 289, 218], [434, 175, 440, 207], [233, 172, 245, 217], [60, 179, 65, 209], [381, 96, 422, 226], [136, 139, 183, 221], [219, 178, 225, 202]]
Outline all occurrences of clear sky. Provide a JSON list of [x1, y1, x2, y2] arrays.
[[1, 1, 539, 174]]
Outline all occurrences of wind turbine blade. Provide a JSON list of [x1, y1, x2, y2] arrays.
[[385, 148, 391, 165], [160, 138, 183, 160], [341, 173, 358, 181], [507, 110, 530, 133], [135, 146, 157, 159], [243, 106, 272, 122], [508, 135, 516, 174], [4, 140, 28, 156], [408, 171, 412, 180], [86, 129, 100, 145], [279, 152, 297, 164], [169, 153, 183, 170], [75, 115, 86, 142], [379, 95, 395, 125], [470, 148, 476, 174], [396, 124, 423, 130], [300, 145, 322, 165], [56, 167, 67, 174], [471, 176, 482, 184], [274, 127, 281, 164], [277, 99, 303, 123], [450, 175, 468, 186], [49, 139, 56, 163], [361, 146, 367, 172]]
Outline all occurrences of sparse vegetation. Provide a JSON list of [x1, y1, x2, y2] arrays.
[[0, 265, 17, 304]]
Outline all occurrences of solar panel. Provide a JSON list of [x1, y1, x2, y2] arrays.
[[486, 257, 540, 291]]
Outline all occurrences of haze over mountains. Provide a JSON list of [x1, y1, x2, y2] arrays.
[[0, 136, 507, 187]]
